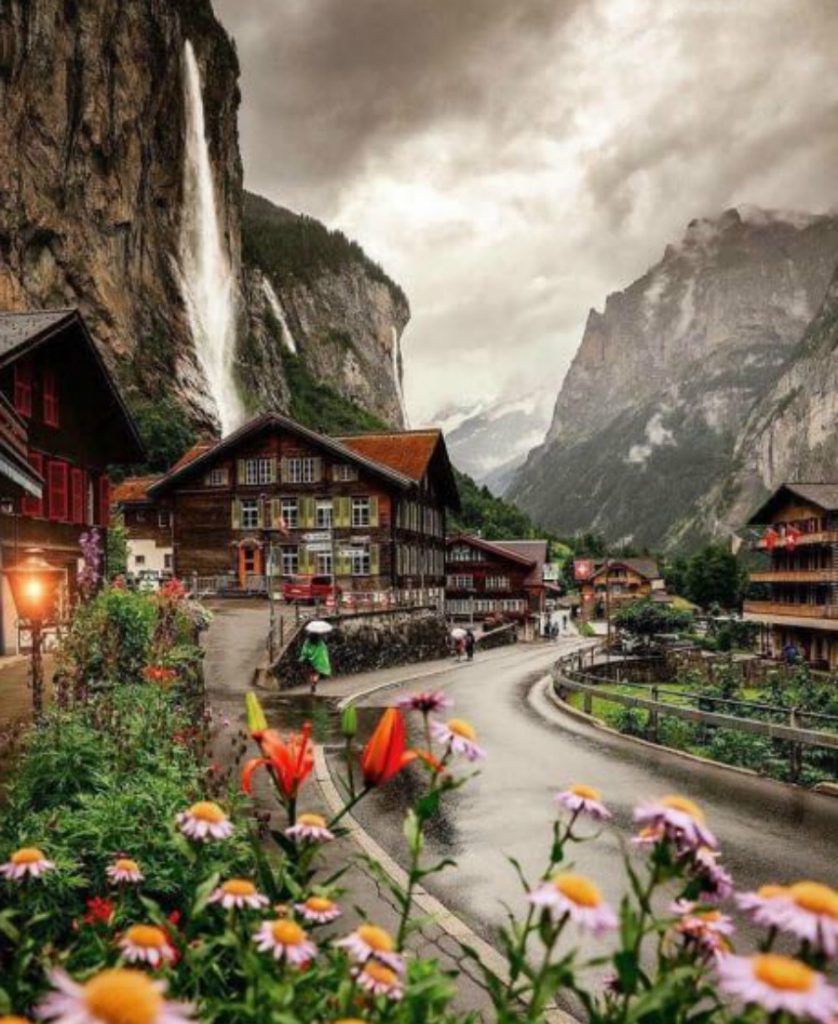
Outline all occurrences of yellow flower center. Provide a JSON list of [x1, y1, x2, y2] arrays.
[[357, 924, 395, 951], [552, 873, 602, 908], [115, 859, 139, 873], [695, 910, 721, 923], [297, 813, 327, 828], [363, 962, 398, 986], [789, 881, 838, 919], [447, 718, 477, 740], [84, 969, 163, 1024], [124, 925, 167, 950], [305, 896, 334, 912], [271, 920, 306, 946], [187, 801, 226, 823], [660, 795, 705, 822], [752, 954, 815, 993], [11, 848, 45, 865], [757, 884, 789, 899], [222, 879, 256, 897], [569, 784, 601, 800], [0, 1017, 33, 1024]]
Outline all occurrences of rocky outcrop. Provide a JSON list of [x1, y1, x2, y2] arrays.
[[0, 0, 241, 426], [0, 2, 408, 434], [509, 208, 838, 548]]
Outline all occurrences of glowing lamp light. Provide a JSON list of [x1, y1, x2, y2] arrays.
[[2, 548, 65, 624]]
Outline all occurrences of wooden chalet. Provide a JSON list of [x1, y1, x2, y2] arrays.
[[134, 416, 459, 595], [111, 475, 174, 580], [579, 557, 663, 619], [744, 482, 838, 670], [0, 310, 144, 653], [445, 535, 554, 622]]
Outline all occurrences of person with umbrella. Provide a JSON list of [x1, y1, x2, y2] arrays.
[[301, 620, 333, 694], [451, 626, 466, 661], [464, 627, 476, 661]]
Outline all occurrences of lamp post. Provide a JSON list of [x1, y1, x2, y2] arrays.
[[2, 548, 66, 719]]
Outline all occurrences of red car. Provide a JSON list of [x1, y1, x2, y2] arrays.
[[282, 575, 340, 605]]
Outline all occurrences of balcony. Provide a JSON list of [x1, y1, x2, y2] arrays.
[[750, 569, 838, 583], [743, 600, 838, 628], [754, 530, 838, 550]]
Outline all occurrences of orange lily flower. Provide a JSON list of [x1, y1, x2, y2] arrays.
[[242, 722, 313, 801], [361, 708, 416, 786]]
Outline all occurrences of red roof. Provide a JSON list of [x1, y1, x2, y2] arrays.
[[171, 442, 214, 472], [338, 430, 441, 482], [112, 475, 159, 504]]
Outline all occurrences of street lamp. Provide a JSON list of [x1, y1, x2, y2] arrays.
[[2, 548, 66, 719]]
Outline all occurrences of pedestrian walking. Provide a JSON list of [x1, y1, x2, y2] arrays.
[[300, 633, 332, 695], [465, 628, 476, 661]]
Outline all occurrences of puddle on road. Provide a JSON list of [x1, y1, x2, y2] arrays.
[[260, 695, 383, 747]]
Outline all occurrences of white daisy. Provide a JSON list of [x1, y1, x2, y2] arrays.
[[354, 962, 404, 1001], [295, 896, 342, 924], [253, 919, 317, 967], [208, 879, 270, 911], [36, 967, 194, 1024], [633, 794, 717, 851], [336, 924, 404, 972], [175, 801, 233, 842], [717, 953, 838, 1023], [118, 925, 176, 968], [528, 872, 618, 936], [430, 718, 485, 761], [106, 858, 144, 885], [285, 812, 335, 843], [555, 783, 611, 821], [0, 847, 55, 880]]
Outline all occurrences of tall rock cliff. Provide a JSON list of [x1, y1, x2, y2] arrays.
[[509, 208, 838, 548], [0, 0, 407, 435]]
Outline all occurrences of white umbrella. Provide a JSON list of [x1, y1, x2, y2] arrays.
[[450, 627, 467, 639], [305, 620, 333, 635]]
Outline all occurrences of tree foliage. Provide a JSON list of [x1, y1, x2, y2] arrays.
[[448, 469, 539, 540], [614, 597, 693, 638]]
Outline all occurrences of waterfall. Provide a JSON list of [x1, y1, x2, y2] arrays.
[[178, 41, 243, 436], [262, 278, 298, 354], [391, 327, 409, 427]]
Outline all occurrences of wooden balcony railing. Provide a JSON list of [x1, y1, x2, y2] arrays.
[[750, 569, 838, 583], [755, 531, 838, 550], [743, 600, 838, 620]]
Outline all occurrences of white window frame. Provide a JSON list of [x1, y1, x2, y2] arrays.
[[240, 498, 260, 530], [281, 498, 299, 529], [485, 575, 510, 590], [287, 457, 316, 483], [158, 510, 170, 528], [207, 467, 228, 487], [245, 458, 273, 485], [447, 574, 473, 590], [333, 463, 358, 482], [281, 547, 299, 576], [316, 499, 333, 529], [349, 545, 371, 577], [134, 554, 146, 567], [449, 545, 473, 562], [351, 497, 371, 527], [164, 553, 173, 570], [317, 551, 333, 576]]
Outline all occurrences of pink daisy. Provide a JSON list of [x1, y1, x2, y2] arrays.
[[430, 718, 485, 761], [354, 962, 404, 1001], [528, 872, 618, 936], [633, 794, 717, 851], [106, 858, 144, 885], [736, 884, 792, 927], [253, 920, 317, 967], [555, 783, 611, 821], [118, 925, 176, 968], [670, 900, 735, 959], [0, 847, 55, 880], [397, 691, 453, 714], [738, 881, 838, 956], [175, 802, 233, 842], [692, 846, 733, 903], [294, 896, 342, 924], [717, 954, 838, 1023], [36, 967, 194, 1024], [284, 813, 334, 843], [336, 924, 404, 972], [208, 879, 270, 911]]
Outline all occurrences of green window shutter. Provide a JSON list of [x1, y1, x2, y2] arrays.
[[268, 458, 278, 484], [300, 497, 314, 528], [237, 460, 246, 485], [336, 496, 350, 528], [231, 498, 241, 529], [280, 457, 289, 483], [312, 457, 323, 482], [271, 498, 281, 529], [256, 499, 265, 529], [370, 544, 380, 577], [369, 496, 379, 527], [336, 551, 351, 576]]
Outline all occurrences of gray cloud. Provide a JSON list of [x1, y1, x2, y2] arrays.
[[214, 0, 838, 425]]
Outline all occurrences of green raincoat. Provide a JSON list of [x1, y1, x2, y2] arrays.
[[300, 637, 332, 677]]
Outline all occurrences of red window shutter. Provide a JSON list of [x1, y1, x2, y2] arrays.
[[48, 460, 69, 522], [13, 361, 32, 417], [71, 468, 84, 525], [43, 368, 59, 427], [22, 452, 44, 518], [99, 475, 110, 527]]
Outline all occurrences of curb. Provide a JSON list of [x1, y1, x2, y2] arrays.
[[314, 745, 575, 1024]]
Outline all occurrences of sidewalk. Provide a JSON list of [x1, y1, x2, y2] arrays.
[[0, 653, 55, 730]]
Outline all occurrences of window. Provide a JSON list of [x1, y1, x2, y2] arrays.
[[351, 497, 370, 527], [136, 510, 147, 523], [281, 498, 299, 529], [134, 555, 146, 567], [164, 553, 173, 570], [449, 545, 473, 562], [485, 575, 509, 590], [206, 467, 229, 487], [281, 547, 299, 576], [240, 498, 260, 530], [287, 457, 317, 483], [71, 468, 84, 525], [316, 500, 333, 529], [349, 545, 370, 576], [48, 461, 69, 522], [245, 458, 273, 485], [317, 551, 333, 576], [13, 360, 32, 417], [333, 463, 358, 482], [98, 476, 110, 528], [43, 368, 59, 426], [158, 510, 170, 528], [447, 574, 474, 590], [87, 475, 95, 525], [22, 452, 44, 518]]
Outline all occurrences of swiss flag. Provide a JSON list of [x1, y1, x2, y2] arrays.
[[574, 559, 595, 581], [763, 528, 779, 550], [785, 525, 802, 551]]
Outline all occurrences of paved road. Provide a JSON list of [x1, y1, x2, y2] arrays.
[[346, 638, 838, 952]]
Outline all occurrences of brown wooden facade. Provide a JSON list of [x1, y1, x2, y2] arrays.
[[744, 483, 838, 670], [445, 535, 550, 621], [0, 310, 144, 653], [142, 416, 459, 594], [580, 558, 662, 619]]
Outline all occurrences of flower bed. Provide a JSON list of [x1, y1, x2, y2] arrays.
[[1, 596, 837, 1024]]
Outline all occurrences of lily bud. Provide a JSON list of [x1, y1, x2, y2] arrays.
[[246, 691, 268, 735], [341, 705, 358, 739], [361, 708, 415, 787]]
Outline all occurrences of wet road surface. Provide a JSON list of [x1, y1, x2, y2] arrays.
[[340, 639, 838, 953]]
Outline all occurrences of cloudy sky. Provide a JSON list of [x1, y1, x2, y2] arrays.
[[213, 0, 838, 427]]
